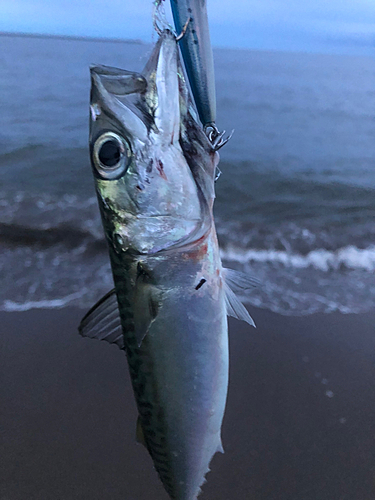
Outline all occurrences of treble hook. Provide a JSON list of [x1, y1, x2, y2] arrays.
[[153, 0, 168, 36], [176, 17, 191, 42], [214, 166, 222, 182], [153, 0, 190, 40], [204, 123, 234, 151]]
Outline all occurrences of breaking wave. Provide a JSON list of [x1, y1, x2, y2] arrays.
[[1, 158, 374, 316], [2, 291, 87, 312], [221, 245, 375, 272]]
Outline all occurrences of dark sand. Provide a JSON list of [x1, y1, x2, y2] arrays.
[[1, 307, 375, 500]]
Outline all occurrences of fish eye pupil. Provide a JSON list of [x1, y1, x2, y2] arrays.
[[99, 140, 121, 167]]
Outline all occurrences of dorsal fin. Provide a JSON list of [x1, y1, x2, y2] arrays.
[[78, 289, 124, 349]]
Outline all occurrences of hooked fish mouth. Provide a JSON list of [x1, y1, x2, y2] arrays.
[[90, 29, 188, 144], [137, 29, 183, 140]]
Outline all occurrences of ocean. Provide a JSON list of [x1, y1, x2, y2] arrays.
[[1, 33, 374, 315]]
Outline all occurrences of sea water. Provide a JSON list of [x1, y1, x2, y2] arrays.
[[1, 34, 374, 315]]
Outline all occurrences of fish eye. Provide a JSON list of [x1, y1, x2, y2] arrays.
[[92, 132, 131, 179]]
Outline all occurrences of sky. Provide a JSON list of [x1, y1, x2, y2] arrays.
[[1, 0, 374, 54]]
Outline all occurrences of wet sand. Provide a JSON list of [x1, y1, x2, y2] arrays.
[[1, 307, 375, 500]]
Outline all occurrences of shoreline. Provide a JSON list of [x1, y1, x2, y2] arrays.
[[1, 307, 375, 499]]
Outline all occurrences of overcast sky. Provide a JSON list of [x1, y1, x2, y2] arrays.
[[1, 0, 374, 54]]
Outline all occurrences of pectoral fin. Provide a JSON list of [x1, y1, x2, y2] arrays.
[[133, 285, 161, 347], [133, 262, 162, 347], [78, 289, 124, 349], [222, 268, 260, 292], [223, 269, 256, 327]]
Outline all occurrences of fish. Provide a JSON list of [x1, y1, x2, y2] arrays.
[[79, 29, 256, 500], [169, 0, 216, 128]]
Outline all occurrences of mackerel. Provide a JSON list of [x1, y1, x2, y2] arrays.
[[79, 29, 256, 500]]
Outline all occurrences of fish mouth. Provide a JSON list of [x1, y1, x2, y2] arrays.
[[138, 29, 185, 140], [90, 29, 189, 143]]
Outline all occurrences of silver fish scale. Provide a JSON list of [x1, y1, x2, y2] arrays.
[[109, 238, 227, 500], [109, 249, 177, 493]]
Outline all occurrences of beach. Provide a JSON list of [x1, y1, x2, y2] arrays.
[[2, 307, 375, 500]]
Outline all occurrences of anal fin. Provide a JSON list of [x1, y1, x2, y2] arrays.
[[136, 416, 147, 447], [216, 439, 224, 454]]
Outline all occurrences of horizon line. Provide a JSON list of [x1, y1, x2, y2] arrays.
[[0, 31, 146, 45], [0, 30, 370, 58]]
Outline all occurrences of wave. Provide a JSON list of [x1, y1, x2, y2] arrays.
[[0, 222, 106, 251], [1, 212, 375, 275], [2, 291, 87, 312], [1, 242, 374, 316], [221, 245, 375, 272], [0, 143, 87, 163]]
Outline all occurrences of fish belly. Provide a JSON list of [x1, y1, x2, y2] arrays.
[[124, 261, 228, 500]]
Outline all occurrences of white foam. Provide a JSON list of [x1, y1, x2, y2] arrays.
[[221, 245, 375, 272], [1, 291, 85, 312]]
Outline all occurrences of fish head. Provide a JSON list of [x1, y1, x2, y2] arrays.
[[89, 30, 218, 255]]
